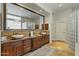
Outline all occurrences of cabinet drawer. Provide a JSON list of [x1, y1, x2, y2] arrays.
[[2, 42, 14, 47], [15, 45, 22, 56], [23, 47, 31, 53], [23, 41, 31, 45], [23, 44, 31, 48], [14, 41, 22, 45], [23, 39, 31, 43]]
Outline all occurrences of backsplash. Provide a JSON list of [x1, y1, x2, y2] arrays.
[[1, 30, 49, 40]]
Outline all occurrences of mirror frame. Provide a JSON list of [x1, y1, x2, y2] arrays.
[[3, 3, 45, 30]]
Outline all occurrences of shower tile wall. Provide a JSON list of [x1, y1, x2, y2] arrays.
[[67, 9, 78, 50]]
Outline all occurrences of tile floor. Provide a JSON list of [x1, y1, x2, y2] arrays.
[[24, 45, 54, 56], [24, 40, 75, 56], [49, 40, 75, 56]]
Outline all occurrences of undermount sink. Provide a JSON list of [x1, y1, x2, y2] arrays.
[[12, 35, 24, 39]]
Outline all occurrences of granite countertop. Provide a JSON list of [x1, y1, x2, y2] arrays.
[[1, 35, 43, 44]]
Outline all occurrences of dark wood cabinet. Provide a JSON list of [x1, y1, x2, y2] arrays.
[[32, 36, 42, 50], [35, 24, 39, 29], [1, 42, 15, 56], [1, 41, 22, 56], [22, 39, 31, 54], [45, 34, 49, 43], [1, 39, 31, 56], [1, 34, 49, 56], [42, 24, 49, 30], [14, 41, 22, 56], [42, 34, 49, 45]]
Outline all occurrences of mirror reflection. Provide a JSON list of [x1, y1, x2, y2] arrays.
[[6, 4, 44, 30]]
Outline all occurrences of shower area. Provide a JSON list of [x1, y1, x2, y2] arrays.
[[67, 8, 79, 52]]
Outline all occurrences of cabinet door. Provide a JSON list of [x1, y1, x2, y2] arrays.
[[15, 45, 22, 56], [44, 35, 49, 44], [33, 40, 38, 50], [3, 47, 14, 56], [22, 39, 31, 54], [42, 24, 49, 30], [14, 41, 22, 56], [42, 35, 46, 45], [1, 43, 15, 56], [33, 36, 42, 50], [42, 34, 49, 45]]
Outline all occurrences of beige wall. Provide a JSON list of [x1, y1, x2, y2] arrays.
[[52, 9, 72, 41], [43, 9, 73, 41], [43, 10, 71, 41]]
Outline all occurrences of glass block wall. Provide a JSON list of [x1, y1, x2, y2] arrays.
[[67, 9, 79, 50]]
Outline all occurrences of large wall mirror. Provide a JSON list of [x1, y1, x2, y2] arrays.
[[5, 3, 45, 30]]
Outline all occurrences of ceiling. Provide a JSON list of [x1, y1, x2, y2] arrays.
[[37, 3, 79, 12], [14, 3, 79, 16], [20, 3, 49, 16]]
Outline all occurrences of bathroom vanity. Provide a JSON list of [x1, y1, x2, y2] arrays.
[[1, 34, 49, 56]]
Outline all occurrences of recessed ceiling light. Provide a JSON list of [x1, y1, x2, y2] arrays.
[[59, 4, 62, 7]]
